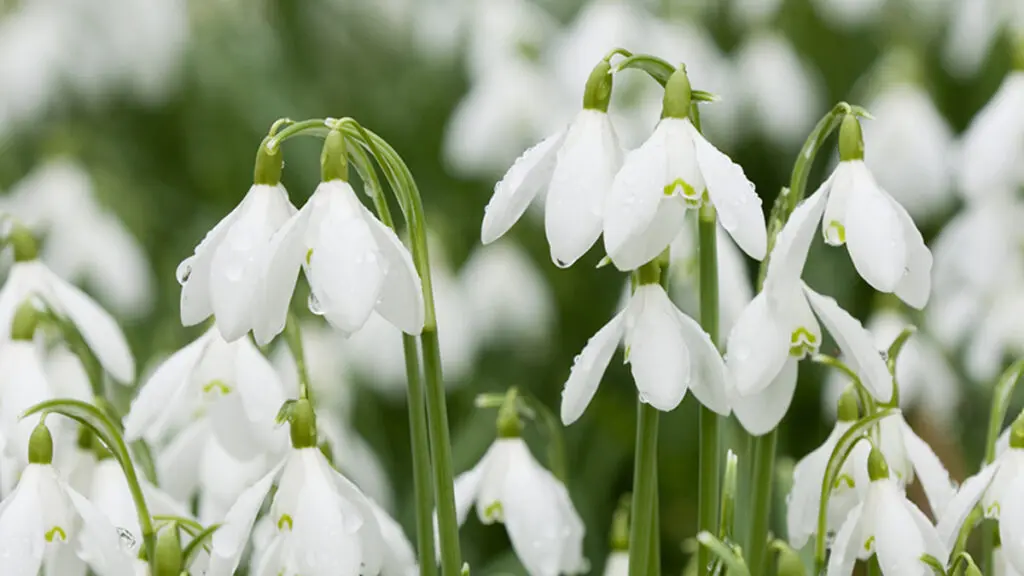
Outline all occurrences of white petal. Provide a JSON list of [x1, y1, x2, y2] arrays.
[[362, 208, 425, 335], [688, 121, 767, 260], [675, 303, 731, 415], [207, 463, 281, 576], [732, 356, 797, 435], [901, 420, 955, 518], [231, 337, 287, 433], [603, 551, 630, 576], [179, 203, 243, 326], [66, 487, 137, 576], [826, 502, 863, 576], [802, 284, 893, 403], [482, 130, 566, 244], [891, 198, 933, 309], [545, 110, 621, 267], [1000, 482, 1024, 576], [604, 121, 685, 271], [560, 310, 626, 425], [45, 269, 134, 384], [476, 440, 515, 524], [872, 482, 929, 575], [904, 498, 950, 567], [0, 469, 44, 576], [307, 183, 386, 334], [822, 162, 856, 245], [123, 331, 211, 442], [292, 464, 362, 576], [763, 179, 830, 291], [368, 499, 418, 576], [844, 163, 906, 292], [627, 285, 691, 412], [155, 420, 209, 503], [451, 451, 490, 528], [787, 422, 849, 549], [0, 343, 54, 465], [726, 292, 789, 396], [253, 204, 313, 346], [936, 463, 997, 549]]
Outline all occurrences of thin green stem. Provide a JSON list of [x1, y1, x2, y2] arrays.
[[697, 205, 720, 576], [982, 359, 1024, 573], [629, 401, 660, 576], [282, 313, 313, 402], [787, 102, 851, 216], [266, 118, 333, 150], [651, 483, 661, 576], [746, 432, 777, 574]]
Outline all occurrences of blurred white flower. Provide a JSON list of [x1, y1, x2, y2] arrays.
[[730, 0, 784, 28], [2, 160, 155, 317], [318, 413, 395, 514], [0, 341, 57, 467], [449, 436, 586, 576], [812, 0, 886, 29], [733, 32, 824, 148], [942, 0, 1022, 79], [958, 71, 1024, 203], [862, 83, 956, 222], [271, 322, 352, 414], [465, 0, 557, 82]]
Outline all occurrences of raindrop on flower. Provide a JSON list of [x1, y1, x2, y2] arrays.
[[175, 258, 194, 285], [308, 292, 323, 315], [116, 527, 137, 551]]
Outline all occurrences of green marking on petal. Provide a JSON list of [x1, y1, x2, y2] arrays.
[[202, 379, 232, 396], [277, 514, 293, 531], [305, 248, 313, 265], [863, 535, 875, 552], [484, 501, 504, 522], [825, 221, 846, 245], [789, 327, 818, 358], [987, 502, 1001, 518], [833, 474, 855, 490], [45, 526, 67, 542]]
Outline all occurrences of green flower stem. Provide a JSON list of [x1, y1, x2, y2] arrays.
[[629, 400, 660, 576], [266, 118, 333, 150], [349, 144, 437, 574], [982, 359, 1024, 573], [697, 203, 720, 576], [746, 432, 777, 573], [282, 313, 313, 402]]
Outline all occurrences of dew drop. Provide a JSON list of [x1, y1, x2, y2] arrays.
[[308, 292, 324, 315], [117, 527, 137, 552], [555, 258, 570, 269]]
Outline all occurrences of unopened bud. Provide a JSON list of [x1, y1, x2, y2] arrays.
[[154, 524, 183, 576], [1010, 412, 1024, 450], [320, 129, 349, 182], [8, 224, 38, 262], [10, 300, 40, 341], [837, 386, 859, 422], [776, 544, 807, 576], [496, 388, 523, 439]]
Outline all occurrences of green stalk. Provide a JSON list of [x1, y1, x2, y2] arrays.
[[629, 400, 661, 576], [697, 204, 720, 576], [349, 144, 438, 574], [746, 432, 777, 573]]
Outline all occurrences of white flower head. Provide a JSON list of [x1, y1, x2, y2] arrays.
[[256, 179, 424, 345], [123, 327, 288, 460], [561, 282, 729, 425], [603, 67, 766, 271], [827, 447, 948, 575], [178, 178, 296, 342], [481, 58, 623, 268], [449, 436, 586, 576], [958, 71, 1024, 203], [0, 340, 57, 467]]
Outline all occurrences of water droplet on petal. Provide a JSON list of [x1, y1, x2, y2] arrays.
[[175, 258, 194, 285], [308, 292, 323, 315], [117, 527, 137, 552], [555, 258, 570, 269]]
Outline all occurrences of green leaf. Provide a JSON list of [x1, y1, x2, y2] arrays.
[[130, 438, 159, 485], [719, 450, 738, 541], [181, 523, 221, 567], [985, 359, 1024, 463], [920, 553, 948, 575], [696, 532, 750, 576]]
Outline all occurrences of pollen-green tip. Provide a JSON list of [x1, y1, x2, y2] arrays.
[[837, 386, 860, 422], [838, 113, 865, 162], [253, 136, 283, 186], [28, 421, 53, 465], [867, 446, 889, 482], [662, 67, 693, 119], [289, 398, 318, 449], [582, 60, 613, 112]]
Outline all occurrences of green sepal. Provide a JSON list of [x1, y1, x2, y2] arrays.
[[919, 554, 946, 576], [253, 137, 283, 185], [1010, 411, 1024, 449], [181, 523, 221, 568], [496, 388, 523, 439], [582, 60, 613, 112], [614, 53, 674, 86], [154, 525, 183, 576], [320, 129, 350, 182], [985, 359, 1024, 463], [839, 113, 865, 162], [662, 67, 693, 119], [275, 399, 297, 425], [867, 446, 889, 481], [28, 421, 54, 465]]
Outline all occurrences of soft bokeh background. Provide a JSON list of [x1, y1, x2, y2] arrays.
[[1, 0, 1022, 572]]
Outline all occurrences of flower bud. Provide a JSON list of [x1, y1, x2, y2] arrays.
[[776, 544, 807, 576], [253, 137, 283, 186], [28, 421, 54, 465], [838, 114, 864, 162], [320, 129, 350, 182], [154, 524, 183, 576], [289, 398, 318, 449], [10, 300, 40, 341], [8, 224, 38, 262], [837, 386, 859, 422], [661, 66, 693, 120], [582, 60, 613, 112], [867, 446, 889, 482]]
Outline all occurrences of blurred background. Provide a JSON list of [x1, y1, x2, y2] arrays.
[[1, 0, 1023, 572]]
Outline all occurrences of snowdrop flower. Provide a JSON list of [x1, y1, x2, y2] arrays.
[[827, 447, 948, 575], [481, 58, 623, 267], [727, 188, 893, 435], [0, 340, 57, 467], [450, 426, 585, 575], [561, 280, 729, 425], [936, 417, 1024, 574], [1, 160, 155, 317], [604, 67, 767, 271], [813, 0, 885, 29], [207, 400, 413, 576], [178, 141, 296, 342], [0, 423, 141, 576], [271, 321, 351, 412], [464, 0, 557, 82], [787, 390, 873, 549], [958, 70, 1024, 203], [942, 0, 1021, 79], [733, 32, 824, 148], [816, 114, 932, 307], [0, 228, 134, 384], [604, 550, 629, 576], [860, 81, 956, 222], [123, 326, 288, 460], [257, 131, 424, 344]]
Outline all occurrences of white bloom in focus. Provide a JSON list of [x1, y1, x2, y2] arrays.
[[603, 550, 629, 576], [726, 190, 893, 435], [450, 437, 586, 575], [177, 182, 296, 341], [0, 259, 134, 383], [997, 545, 1024, 576], [482, 107, 623, 268], [561, 283, 729, 425], [257, 180, 424, 344], [207, 446, 411, 576], [123, 327, 287, 460], [603, 113, 767, 271], [826, 450, 948, 575], [958, 71, 1024, 203]]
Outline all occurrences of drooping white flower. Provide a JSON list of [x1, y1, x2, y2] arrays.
[[123, 327, 288, 460], [936, 421, 1024, 575], [0, 258, 134, 384], [450, 436, 586, 575], [0, 340, 58, 467], [463, 0, 557, 82], [812, 0, 886, 29], [603, 550, 629, 576], [481, 79, 623, 267], [177, 181, 296, 341], [827, 448, 948, 575], [958, 71, 1024, 203], [561, 282, 729, 425], [942, 0, 1022, 79], [256, 179, 424, 344], [603, 93, 767, 271], [726, 189, 893, 435]]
